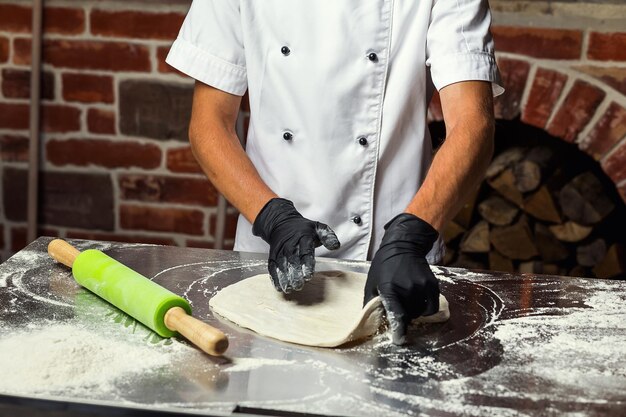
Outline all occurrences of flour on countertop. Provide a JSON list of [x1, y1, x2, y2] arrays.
[[0, 322, 192, 396], [225, 358, 296, 372]]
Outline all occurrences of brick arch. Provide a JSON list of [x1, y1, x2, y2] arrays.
[[427, 40, 626, 203]]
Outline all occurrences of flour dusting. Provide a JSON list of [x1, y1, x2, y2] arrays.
[[225, 358, 296, 372], [0, 323, 190, 396]]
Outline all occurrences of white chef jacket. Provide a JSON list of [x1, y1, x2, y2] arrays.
[[167, 0, 504, 262]]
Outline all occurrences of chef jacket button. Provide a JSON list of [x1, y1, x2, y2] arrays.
[[281, 46, 291, 56], [352, 215, 362, 225], [358, 137, 368, 146], [368, 52, 378, 62], [283, 131, 293, 141]]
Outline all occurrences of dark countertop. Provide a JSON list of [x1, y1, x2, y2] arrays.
[[0, 237, 624, 416]]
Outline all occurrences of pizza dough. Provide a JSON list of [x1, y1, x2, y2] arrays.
[[209, 270, 450, 348]]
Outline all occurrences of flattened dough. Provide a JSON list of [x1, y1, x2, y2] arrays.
[[209, 270, 450, 347]]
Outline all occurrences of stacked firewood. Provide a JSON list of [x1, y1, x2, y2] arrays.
[[442, 145, 626, 279]]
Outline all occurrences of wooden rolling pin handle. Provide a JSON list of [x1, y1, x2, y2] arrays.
[[164, 307, 229, 356], [48, 239, 80, 268]]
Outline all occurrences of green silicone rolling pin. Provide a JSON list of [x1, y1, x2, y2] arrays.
[[48, 239, 229, 356]]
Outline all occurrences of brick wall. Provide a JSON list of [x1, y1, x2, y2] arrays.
[[0, 0, 241, 260], [428, 12, 626, 205], [0, 0, 625, 260]]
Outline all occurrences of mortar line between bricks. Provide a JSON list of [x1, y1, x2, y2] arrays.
[[542, 76, 577, 131], [574, 97, 613, 147], [517, 62, 537, 117], [118, 200, 223, 213], [600, 134, 626, 164]]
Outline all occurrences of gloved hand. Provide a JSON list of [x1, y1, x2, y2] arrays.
[[253, 198, 340, 293], [364, 213, 440, 345]]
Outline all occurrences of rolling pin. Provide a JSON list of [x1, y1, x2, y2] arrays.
[[48, 239, 228, 356]]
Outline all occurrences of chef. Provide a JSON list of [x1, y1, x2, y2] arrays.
[[167, 0, 504, 343]]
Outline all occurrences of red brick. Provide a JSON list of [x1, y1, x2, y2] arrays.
[[119, 174, 218, 207], [156, 46, 186, 77], [0, 37, 8, 63], [579, 102, 626, 160], [0, 103, 29, 130], [44, 7, 85, 35], [11, 227, 27, 252], [0, 4, 31, 33], [62, 73, 113, 103], [588, 32, 626, 61], [185, 240, 234, 250], [427, 91, 443, 123], [2, 69, 55, 99], [494, 58, 530, 120], [521, 68, 568, 129], [3, 168, 115, 229], [87, 108, 115, 134], [119, 80, 192, 141], [2, 168, 27, 222], [601, 140, 626, 184], [0, 135, 29, 162], [185, 240, 216, 249], [42, 104, 81, 133], [0, 5, 85, 34], [46, 139, 162, 169], [91, 10, 184, 40], [120, 205, 205, 235], [12, 37, 29, 65], [65, 231, 176, 246], [167, 147, 203, 174], [14, 38, 150, 71], [547, 80, 606, 143], [574, 66, 626, 95], [492, 26, 583, 60], [209, 211, 239, 239]]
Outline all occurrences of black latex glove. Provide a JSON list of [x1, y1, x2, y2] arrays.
[[364, 213, 440, 345], [253, 198, 340, 293]]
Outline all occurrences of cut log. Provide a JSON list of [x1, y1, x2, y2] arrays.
[[442, 221, 466, 244], [542, 264, 561, 275], [592, 244, 626, 279], [534, 223, 569, 263], [487, 168, 523, 206], [549, 222, 592, 243], [523, 185, 561, 223], [519, 261, 540, 274], [559, 172, 615, 225], [569, 265, 590, 278], [451, 254, 487, 270], [478, 196, 519, 226], [576, 239, 607, 267], [512, 160, 541, 193], [454, 185, 481, 229], [518, 261, 560, 275], [490, 219, 539, 260], [459, 220, 490, 253], [486, 146, 526, 179], [489, 251, 514, 273], [525, 146, 553, 169]]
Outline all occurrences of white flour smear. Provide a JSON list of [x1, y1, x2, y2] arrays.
[[0, 323, 191, 396], [225, 358, 296, 372], [343, 280, 626, 416]]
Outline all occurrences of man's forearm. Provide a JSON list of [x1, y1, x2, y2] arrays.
[[189, 83, 277, 223], [405, 81, 495, 232]]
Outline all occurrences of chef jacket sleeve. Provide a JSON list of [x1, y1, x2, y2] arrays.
[[425, 0, 504, 97], [166, 0, 247, 96]]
